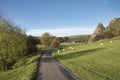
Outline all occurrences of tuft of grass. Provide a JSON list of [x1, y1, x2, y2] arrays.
[[53, 36, 120, 80], [0, 51, 41, 80]]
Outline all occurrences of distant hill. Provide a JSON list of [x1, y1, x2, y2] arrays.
[[88, 18, 120, 42], [69, 35, 91, 43]]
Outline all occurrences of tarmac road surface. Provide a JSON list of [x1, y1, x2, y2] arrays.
[[36, 52, 68, 80]]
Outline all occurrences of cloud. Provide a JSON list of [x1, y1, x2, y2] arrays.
[[26, 28, 94, 37]]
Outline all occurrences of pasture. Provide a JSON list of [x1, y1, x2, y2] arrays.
[[69, 35, 91, 43], [53, 36, 120, 80]]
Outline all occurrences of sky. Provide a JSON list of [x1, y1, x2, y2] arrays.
[[0, 0, 120, 37]]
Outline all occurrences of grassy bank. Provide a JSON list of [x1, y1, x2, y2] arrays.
[[0, 51, 41, 80], [53, 36, 120, 80]]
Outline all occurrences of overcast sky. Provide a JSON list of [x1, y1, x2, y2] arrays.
[[0, 0, 120, 36]]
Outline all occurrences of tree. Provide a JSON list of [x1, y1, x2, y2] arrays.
[[60, 37, 70, 43], [26, 35, 38, 54], [40, 32, 51, 46], [50, 37, 61, 48], [33, 37, 40, 44], [0, 16, 27, 71]]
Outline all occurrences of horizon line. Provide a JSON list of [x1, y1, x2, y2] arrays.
[[26, 27, 94, 37]]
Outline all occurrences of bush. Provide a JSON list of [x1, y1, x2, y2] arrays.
[[26, 35, 38, 54], [50, 37, 61, 48]]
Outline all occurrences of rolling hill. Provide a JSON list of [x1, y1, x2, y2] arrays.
[[69, 35, 91, 43]]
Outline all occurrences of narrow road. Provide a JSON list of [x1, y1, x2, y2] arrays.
[[36, 51, 68, 80]]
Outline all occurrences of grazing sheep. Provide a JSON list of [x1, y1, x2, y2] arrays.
[[69, 47, 75, 50], [100, 43, 103, 46], [63, 49, 65, 51], [57, 50, 60, 53], [72, 48, 75, 50], [69, 47, 72, 49], [110, 41, 112, 43], [68, 47, 75, 50], [72, 41, 75, 44]]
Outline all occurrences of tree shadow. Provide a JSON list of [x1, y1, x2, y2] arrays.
[[56, 48, 105, 60]]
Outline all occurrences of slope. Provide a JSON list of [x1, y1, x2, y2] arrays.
[[69, 35, 91, 43], [53, 35, 120, 80]]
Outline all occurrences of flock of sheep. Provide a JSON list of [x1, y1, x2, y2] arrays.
[[100, 40, 113, 46], [57, 47, 76, 53], [57, 40, 113, 53]]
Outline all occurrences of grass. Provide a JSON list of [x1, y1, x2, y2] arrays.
[[0, 51, 41, 80], [69, 34, 91, 42], [53, 36, 120, 80]]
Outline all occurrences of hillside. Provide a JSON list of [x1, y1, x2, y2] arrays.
[[88, 23, 105, 42], [69, 35, 91, 43], [106, 18, 120, 34], [89, 18, 120, 42], [53, 35, 120, 80]]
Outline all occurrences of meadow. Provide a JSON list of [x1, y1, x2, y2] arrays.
[[53, 36, 120, 80], [0, 51, 41, 80], [69, 35, 91, 43]]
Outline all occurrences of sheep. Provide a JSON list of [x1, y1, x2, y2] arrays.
[[100, 43, 103, 46], [69, 47, 72, 49], [63, 48, 65, 51], [72, 48, 75, 50], [68, 47, 75, 51], [110, 41, 112, 43], [57, 50, 60, 53]]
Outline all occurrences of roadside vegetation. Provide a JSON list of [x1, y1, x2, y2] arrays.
[[53, 35, 120, 80], [0, 14, 40, 80], [0, 51, 41, 80]]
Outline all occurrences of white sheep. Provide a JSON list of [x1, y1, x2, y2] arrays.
[[72, 48, 75, 50], [100, 43, 103, 46], [110, 41, 112, 43], [57, 50, 60, 53], [69, 47, 72, 49]]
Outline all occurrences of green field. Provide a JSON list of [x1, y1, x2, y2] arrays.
[[0, 51, 41, 80], [69, 34, 91, 43], [53, 36, 120, 80]]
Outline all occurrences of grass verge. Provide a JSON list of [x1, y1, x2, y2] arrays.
[[0, 51, 41, 80]]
